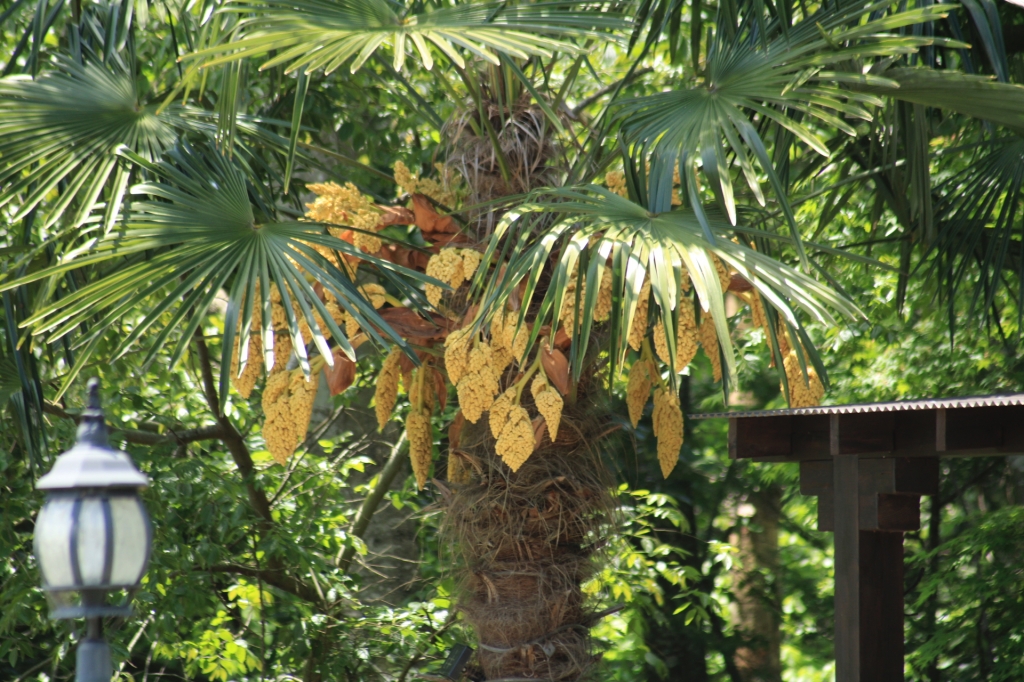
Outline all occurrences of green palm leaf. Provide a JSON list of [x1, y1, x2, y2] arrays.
[[0, 58, 187, 231], [0, 142, 436, 404], [472, 184, 859, 390], [927, 136, 1024, 329], [187, 0, 627, 74], [616, 1, 962, 266], [857, 67, 1024, 132], [0, 56, 308, 235]]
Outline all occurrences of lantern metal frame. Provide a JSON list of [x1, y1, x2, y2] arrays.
[[33, 378, 152, 682]]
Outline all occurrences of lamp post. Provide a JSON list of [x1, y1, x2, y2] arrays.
[[33, 378, 152, 682]]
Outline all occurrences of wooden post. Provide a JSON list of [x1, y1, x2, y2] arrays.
[[832, 415, 860, 682], [859, 531, 904, 680]]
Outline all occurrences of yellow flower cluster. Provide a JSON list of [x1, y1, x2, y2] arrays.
[[409, 367, 435, 413], [489, 387, 516, 439], [297, 300, 347, 344], [404, 367, 438, 490], [560, 265, 613, 330], [531, 375, 563, 441], [741, 290, 769, 333], [231, 332, 263, 399], [461, 249, 482, 280], [779, 333, 825, 408], [231, 295, 265, 398], [697, 314, 723, 382], [595, 266, 613, 321], [490, 308, 528, 375], [444, 326, 474, 385], [305, 182, 380, 230], [605, 168, 682, 204], [605, 170, 628, 197], [262, 368, 320, 465], [269, 284, 289, 329], [339, 283, 388, 339], [264, 285, 297, 372], [447, 451, 471, 485], [271, 332, 293, 374], [495, 404, 534, 472], [425, 248, 476, 306], [374, 347, 402, 430], [559, 273, 582, 332], [407, 412, 433, 489], [653, 299, 698, 371], [628, 277, 651, 351], [626, 359, 655, 428], [361, 283, 388, 309], [393, 160, 457, 207], [305, 182, 382, 253], [712, 254, 731, 291], [652, 387, 683, 478], [456, 344, 499, 423]]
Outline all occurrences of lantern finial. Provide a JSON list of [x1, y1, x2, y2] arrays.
[[76, 377, 109, 448]]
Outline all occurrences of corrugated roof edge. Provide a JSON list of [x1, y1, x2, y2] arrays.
[[690, 394, 1024, 420]]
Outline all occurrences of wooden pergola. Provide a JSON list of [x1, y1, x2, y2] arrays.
[[693, 394, 1024, 682]]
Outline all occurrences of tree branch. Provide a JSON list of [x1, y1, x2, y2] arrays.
[[570, 67, 653, 117], [207, 564, 322, 605], [336, 432, 408, 571], [43, 401, 225, 445], [193, 332, 274, 525]]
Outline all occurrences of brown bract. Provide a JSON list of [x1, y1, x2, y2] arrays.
[[325, 348, 357, 396], [540, 345, 570, 396], [377, 307, 454, 344]]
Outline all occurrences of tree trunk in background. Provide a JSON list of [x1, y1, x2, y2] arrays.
[[309, 382, 419, 601], [730, 486, 783, 682]]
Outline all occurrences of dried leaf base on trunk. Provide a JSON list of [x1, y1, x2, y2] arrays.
[[444, 412, 613, 681]]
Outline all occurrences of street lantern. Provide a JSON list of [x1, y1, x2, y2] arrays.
[[34, 378, 151, 682]]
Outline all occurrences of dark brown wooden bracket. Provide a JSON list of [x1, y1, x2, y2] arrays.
[[800, 458, 938, 532]]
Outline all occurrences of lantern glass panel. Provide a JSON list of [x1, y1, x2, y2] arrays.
[[76, 498, 109, 585], [109, 496, 150, 586], [34, 495, 76, 589]]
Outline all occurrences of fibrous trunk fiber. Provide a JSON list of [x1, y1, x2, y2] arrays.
[[443, 416, 612, 681]]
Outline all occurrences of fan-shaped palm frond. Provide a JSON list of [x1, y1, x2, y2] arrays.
[[616, 1, 961, 264], [472, 184, 859, 389], [0, 142, 436, 404], [188, 0, 627, 74], [0, 57, 277, 232], [0, 58, 183, 230], [927, 136, 1024, 329]]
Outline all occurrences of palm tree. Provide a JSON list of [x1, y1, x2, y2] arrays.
[[4, 0, 1024, 678]]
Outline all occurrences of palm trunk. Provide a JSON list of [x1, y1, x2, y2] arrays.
[[444, 411, 612, 680]]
